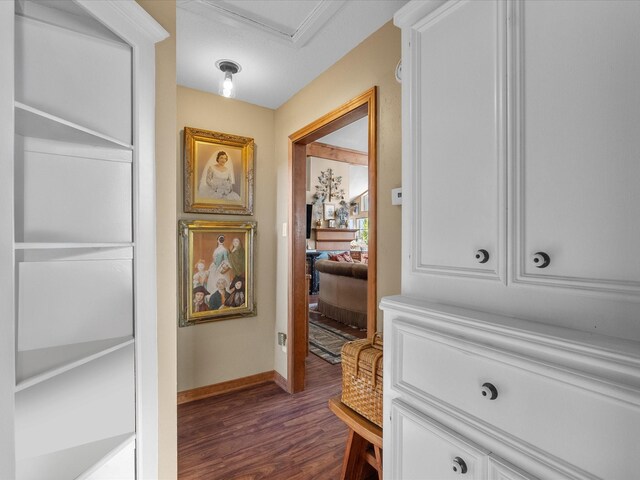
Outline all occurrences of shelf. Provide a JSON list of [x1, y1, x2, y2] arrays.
[[16, 336, 134, 392], [16, 433, 134, 480], [15, 242, 133, 250], [15, 344, 135, 461], [78, 434, 135, 480], [18, 259, 134, 351], [15, 102, 133, 150], [17, 144, 133, 243]]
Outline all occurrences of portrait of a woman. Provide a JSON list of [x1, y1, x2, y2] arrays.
[[198, 150, 241, 201], [184, 127, 254, 214], [206, 234, 233, 294]]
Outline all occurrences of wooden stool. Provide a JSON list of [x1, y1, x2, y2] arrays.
[[329, 397, 383, 480]]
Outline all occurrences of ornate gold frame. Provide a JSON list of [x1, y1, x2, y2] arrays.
[[183, 127, 254, 214], [178, 220, 257, 326]]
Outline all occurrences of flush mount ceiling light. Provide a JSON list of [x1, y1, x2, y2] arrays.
[[215, 59, 241, 98]]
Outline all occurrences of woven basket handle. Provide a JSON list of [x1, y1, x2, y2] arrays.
[[353, 335, 380, 371], [372, 332, 383, 350], [353, 341, 370, 377], [370, 351, 382, 388], [353, 336, 383, 387]]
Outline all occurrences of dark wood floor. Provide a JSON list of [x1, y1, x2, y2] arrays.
[[178, 354, 348, 479]]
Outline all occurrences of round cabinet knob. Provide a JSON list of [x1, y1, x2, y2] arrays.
[[481, 382, 498, 400], [452, 457, 468, 475], [475, 249, 489, 264], [532, 252, 551, 268]]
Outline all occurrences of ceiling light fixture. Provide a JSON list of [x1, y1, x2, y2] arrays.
[[215, 59, 241, 98]]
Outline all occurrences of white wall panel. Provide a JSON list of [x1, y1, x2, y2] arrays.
[[15, 344, 135, 460], [18, 260, 133, 351], [21, 150, 132, 243], [15, 16, 132, 144]]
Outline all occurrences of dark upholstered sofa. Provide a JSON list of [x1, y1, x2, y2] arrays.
[[314, 259, 367, 329]]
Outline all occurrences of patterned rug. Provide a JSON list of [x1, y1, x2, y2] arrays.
[[308, 318, 358, 364]]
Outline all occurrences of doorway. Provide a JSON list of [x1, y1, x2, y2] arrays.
[[287, 87, 377, 393]]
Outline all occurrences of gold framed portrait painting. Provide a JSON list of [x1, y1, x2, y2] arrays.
[[183, 127, 254, 215], [179, 220, 256, 326]]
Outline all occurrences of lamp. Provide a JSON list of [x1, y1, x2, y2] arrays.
[[215, 59, 241, 98]]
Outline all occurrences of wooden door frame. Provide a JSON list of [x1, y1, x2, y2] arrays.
[[287, 87, 377, 393]]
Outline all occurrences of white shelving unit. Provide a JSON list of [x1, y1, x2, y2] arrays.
[[0, 1, 168, 478]]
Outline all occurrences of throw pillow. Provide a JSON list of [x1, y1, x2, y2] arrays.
[[360, 252, 369, 265], [329, 251, 354, 263]]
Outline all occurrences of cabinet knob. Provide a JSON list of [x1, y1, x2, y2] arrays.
[[452, 457, 468, 475], [481, 382, 498, 400], [475, 249, 490, 264], [532, 252, 551, 268]]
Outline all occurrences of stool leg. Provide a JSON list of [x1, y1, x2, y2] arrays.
[[373, 445, 383, 480], [341, 430, 369, 480]]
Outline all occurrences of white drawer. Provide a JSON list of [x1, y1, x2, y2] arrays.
[[391, 318, 640, 479], [487, 455, 538, 480], [390, 400, 489, 480]]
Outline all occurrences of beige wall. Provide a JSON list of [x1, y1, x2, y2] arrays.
[[136, 0, 177, 478], [177, 87, 277, 391], [273, 21, 402, 377]]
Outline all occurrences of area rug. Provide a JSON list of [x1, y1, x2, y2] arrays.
[[308, 318, 358, 364]]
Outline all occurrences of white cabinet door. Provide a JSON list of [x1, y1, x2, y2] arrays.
[[513, 0, 640, 294], [411, 0, 506, 281], [390, 401, 489, 479]]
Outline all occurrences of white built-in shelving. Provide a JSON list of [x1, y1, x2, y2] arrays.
[[16, 336, 134, 391], [1, 1, 167, 478], [15, 102, 134, 150], [15, 242, 134, 250], [16, 433, 135, 480]]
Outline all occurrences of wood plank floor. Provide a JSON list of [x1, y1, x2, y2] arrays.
[[178, 354, 348, 479]]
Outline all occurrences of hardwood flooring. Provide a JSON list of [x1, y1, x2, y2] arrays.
[[178, 354, 348, 479]]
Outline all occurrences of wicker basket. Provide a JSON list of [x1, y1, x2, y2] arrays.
[[341, 333, 383, 427]]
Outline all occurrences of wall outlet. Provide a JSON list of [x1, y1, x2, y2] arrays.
[[277, 332, 287, 346]]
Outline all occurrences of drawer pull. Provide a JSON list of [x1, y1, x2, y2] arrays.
[[452, 457, 468, 474], [532, 251, 551, 268], [475, 249, 489, 263], [481, 382, 498, 400]]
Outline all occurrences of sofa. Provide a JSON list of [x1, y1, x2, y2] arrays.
[[314, 259, 367, 329]]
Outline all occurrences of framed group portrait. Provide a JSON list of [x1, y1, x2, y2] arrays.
[[183, 126, 255, 215], [179, 220, 256, 326]]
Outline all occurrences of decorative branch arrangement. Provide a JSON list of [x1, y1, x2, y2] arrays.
[[312, 168, 345, 204], [312, 168, 350, 227]]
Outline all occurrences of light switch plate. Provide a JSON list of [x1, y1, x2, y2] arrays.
[[392, 187, 402, 205]]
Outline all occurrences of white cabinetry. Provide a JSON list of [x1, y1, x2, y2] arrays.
[[382, 297, 640, 480], [0, 1, 167, 478], [396, 0, 640, 339], [411, 0, 506, 281], [512, 0, 640, 293], [391, 0, 640, 478]]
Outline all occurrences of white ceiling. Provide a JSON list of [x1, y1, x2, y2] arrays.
[[317, 116, 369, 153], [177, 0, 407, 110]]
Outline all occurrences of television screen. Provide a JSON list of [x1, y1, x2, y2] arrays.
[[306, 204, 313, 239]]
